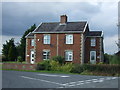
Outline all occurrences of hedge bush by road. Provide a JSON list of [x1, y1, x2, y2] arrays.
[[70, 64, 120, 76], [36, 55, 120, 76]]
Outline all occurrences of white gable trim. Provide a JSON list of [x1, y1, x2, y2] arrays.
[[83, 22, 88, 33]]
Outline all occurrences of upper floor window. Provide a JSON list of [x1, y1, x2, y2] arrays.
[[43, 34, 50, 44], [66, 34, 73, 44], [65, 50, 73, 61], [91, 38, 96, 46], [43, 50, 50, 60], [31, 39, 34, 46]]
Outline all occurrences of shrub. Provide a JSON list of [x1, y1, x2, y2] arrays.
[[36, 60, 51, 71], [70, 64, 84, 73], [70, 64, 120, 76], [50, 60, 60, 71], [109, 55, 120, 65], [50, 60, 73, 72], [17, 56, 23, 63], [98, 62, 104, 65], [60, 63, 73, 72], [51, 56, 65, 65], [2, 55, 6, 61]]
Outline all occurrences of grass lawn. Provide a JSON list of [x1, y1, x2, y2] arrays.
[[2, 69, 75, 75], [0, 64, 2, 70], [2, 69, 120, 77], [2, 61, 27, 64]]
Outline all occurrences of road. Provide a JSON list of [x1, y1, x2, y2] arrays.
[[2, 70, 120, 88]]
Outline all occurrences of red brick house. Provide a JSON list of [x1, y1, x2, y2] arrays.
[[25, 15, 104, 64]]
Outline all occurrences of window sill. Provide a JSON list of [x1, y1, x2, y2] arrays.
[[66, 44, 74, 45], [65, 60, 73, 61], [43, 44, 50, 45]]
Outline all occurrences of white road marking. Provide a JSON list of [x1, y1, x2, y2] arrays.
[[21, 76, 63, 86], [62, 76, 117, 88], [21, 75, 118, 88], [106, 77, 112, 80], [92, 79, 98, 81], [76, 83, 84, 85], [62, 84, 68, 86], [99, 78, 105, 80], [37, 74, 70, 78], [98, 80, 104, 82], [85, 80, 92, 83], [61, 76, 70, 78], [86, 80, 92, 82], [78, 81, 84, 83], [58, 87, 64, 88], [69, 82, 76, 84], [111, 77, 117, 79], [68, 84, 76, 87], [93, 79, 104, 83]]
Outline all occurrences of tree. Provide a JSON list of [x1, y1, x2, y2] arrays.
[[104, 53, 110, 64], [2, 38, 17, 61], [2, 24, 36, 61], [2, 41, 9, 60], [19, 24, 36, 61], [8, 46, 16, 61]]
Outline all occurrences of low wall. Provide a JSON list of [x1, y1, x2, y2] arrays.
[[2, 63, 37, 70]]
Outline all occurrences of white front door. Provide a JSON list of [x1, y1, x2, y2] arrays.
[[30, 51, 34, 64], [90, 51, 96, 64]]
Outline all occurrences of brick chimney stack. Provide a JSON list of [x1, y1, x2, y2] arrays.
[[60, 15, 67, 24]]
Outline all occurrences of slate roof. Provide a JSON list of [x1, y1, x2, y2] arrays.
[[25, 32, 34, 38], [26, 22, 103, 38], [87, 31, 102, 36], [33, 22, 87, 33]]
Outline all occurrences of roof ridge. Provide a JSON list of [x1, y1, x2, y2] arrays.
[[89, 31, 102, 32], [42, 21, 87, 24]]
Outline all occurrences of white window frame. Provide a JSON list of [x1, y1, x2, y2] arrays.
[[66, 34, 73, 44], [91, 38, 96, 46], [65, 50, 73, 61], [43, 50, 50, 60], [31, 39, 34, 46], [90, 51, 96, 64], [43, 34, 50, 44]]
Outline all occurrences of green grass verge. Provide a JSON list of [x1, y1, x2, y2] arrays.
[[2, 69, 120, 77], [2, 69, 75, 75], [0, 64, 2, 70], [2, 61, 27, 64]]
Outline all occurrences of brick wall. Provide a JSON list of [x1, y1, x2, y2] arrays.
[[26, 33, 82, 64], [2, 63, 37, 70], [26, 33, 102, 64], [58, 34, 82, 63], [84, 37, 101, 63], [26, 38, 34, 63]]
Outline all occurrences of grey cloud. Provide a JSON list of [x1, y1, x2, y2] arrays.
[[2, 2, 102, 36], [2, 2, 118, 54]]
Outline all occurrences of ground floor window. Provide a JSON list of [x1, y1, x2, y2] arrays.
[[43, 50, 50, 60], [65, 50, 73, 61]]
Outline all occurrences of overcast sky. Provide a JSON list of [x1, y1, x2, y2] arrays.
[[1, 1, 119, 54]]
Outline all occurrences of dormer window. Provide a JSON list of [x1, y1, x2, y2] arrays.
[[91, 38, 96, 46]]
